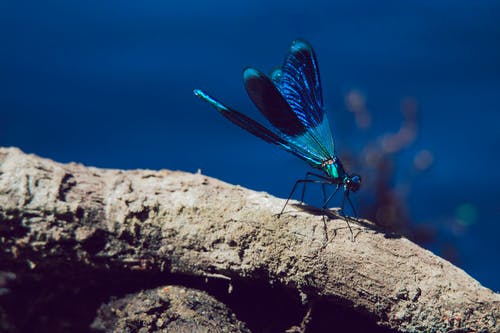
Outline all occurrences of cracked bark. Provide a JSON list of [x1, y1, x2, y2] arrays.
[[0, 147, 498, 332]]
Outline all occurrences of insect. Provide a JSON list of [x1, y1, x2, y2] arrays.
[[194, 39, 361, 238]]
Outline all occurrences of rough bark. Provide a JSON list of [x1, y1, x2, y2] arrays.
[[0, 147, 498, 332]]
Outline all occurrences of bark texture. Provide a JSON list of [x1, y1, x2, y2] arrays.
[[0, 147, 498, 332]]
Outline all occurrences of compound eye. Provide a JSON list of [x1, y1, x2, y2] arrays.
[[350, 175, 361, 192]]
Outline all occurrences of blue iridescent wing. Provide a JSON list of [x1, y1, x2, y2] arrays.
[[193, 89, 324, 166], [195, 40, 335, 169], [277, 40, 324, 126], [271, 68, 282, 86], [243, 67, 306, 137], [273, 40, 335, 158], [242, 68, 331, 166]]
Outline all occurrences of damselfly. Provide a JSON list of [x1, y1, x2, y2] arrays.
[[194, 40, 361, 238]]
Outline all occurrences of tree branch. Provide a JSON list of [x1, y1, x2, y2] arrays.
[[0, 147, 498, 332]]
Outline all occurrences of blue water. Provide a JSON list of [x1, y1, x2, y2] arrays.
[[2, 1, 499, 290]]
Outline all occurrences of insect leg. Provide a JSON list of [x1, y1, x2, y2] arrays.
[[279, 178, 327, 216], [300, 172, 330, 204], [346, 194, 358, 219], [321, 184, 341, 209], [339, 190, 354, 241]]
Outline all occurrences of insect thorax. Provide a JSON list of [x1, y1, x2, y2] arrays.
[[321, 158, 345, 180]]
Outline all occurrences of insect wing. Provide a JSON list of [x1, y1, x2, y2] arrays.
[[274, 40, 335, 158], [243, 67, 307, 137], [194, 89, 323, 166]]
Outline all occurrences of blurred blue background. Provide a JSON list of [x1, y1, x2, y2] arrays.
[[1, 1, 499, 290]]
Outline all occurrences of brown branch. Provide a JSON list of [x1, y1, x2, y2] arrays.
[[0, 147, 498, 332]]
